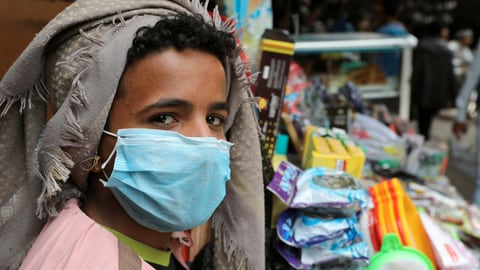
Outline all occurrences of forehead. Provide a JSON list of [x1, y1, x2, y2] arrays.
[[117, 48, 228, 106]]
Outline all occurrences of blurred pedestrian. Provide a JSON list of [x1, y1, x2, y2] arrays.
[[453, 36, 480, 205], [411, 19, 455, 140]]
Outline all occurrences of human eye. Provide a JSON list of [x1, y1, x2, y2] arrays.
[[206, 115, 225, 127], [149, 113, 178, 127]]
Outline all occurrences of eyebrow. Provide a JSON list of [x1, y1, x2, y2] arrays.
[[140, 98, 229, 114]]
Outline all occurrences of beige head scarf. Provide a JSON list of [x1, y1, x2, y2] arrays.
[[0, 1, 264, 269]]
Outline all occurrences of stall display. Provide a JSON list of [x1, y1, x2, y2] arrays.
[[291, 32, 417, 120], [267, 161, 369, 269], [263, 49, 480, 270]]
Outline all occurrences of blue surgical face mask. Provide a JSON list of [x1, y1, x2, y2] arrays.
[[100, 128, 233, 232]]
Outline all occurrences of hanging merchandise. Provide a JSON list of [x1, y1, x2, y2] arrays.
[[222, 0, 273, 61]]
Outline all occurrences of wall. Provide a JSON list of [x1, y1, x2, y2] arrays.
[[0, 0, 69, 78]]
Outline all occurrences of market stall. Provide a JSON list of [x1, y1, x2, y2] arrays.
[[259, 47, 480, 269]]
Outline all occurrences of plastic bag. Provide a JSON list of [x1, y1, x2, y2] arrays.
[[349, 113, 406, 165]]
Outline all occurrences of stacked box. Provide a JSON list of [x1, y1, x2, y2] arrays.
[[302, 125, 365, 179]]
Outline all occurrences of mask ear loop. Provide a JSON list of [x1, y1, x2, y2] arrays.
[[100, 130, 119, 182]]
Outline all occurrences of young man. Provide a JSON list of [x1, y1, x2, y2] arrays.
[[0, 1, 264, 269]]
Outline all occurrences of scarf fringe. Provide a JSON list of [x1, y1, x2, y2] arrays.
[[0, 85, 36, 116], [112, 13, 127, 29], [56, 48, 98, 74], [70, 71, 89, 108], [62, 109, 85, 144], [34, 145, 74, 218], [0, 75, 46, 116], [0, 95, 21, 116], [189, 0, 208, 15], [36, 182, 84, 218], [229, 49, 264, 140], [212, 215, 253, 270], [221, 15, 237, 34], [80, 26, 105, 46], [33, 78, 49, 102], [34, 27, 107, 216]]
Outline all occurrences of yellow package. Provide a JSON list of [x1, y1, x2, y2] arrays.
[[302, 125, 365, 179]]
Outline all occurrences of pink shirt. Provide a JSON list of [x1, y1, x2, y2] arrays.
[[20, 199, 154, 270]]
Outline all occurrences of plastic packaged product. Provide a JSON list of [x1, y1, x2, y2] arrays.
[[419, 211, 474, 270], [300, 241, 369, 266], [293, 212, 360, 248], [349, 113, 406, 165], [267, 161, 368, 216], [275, 240, 310, 270], [404, 144, 448, 180], [277, 209, 362, 248], [276, 240, 369, 269], [301, 125, 366, 179], [292, 167, 368, 215], [267, 161, 303, 210]]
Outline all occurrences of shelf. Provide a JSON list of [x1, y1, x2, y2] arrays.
[[290, 32, 417, 120], [292, 32, 418, 54], [359, 85, 399, 99]]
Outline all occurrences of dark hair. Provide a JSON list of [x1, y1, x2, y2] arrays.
[[126, 13, 236, 67]]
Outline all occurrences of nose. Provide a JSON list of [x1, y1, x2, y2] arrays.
[[181, 116, 213, 138]]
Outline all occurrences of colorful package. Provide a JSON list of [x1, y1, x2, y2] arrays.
[[300, 241, 369, 266], [267, 160, 303, 208], [267, 161, 368, 215], [277, 208, 362, 248], [292, 167, 368, 214], [276, 240, 369, 269]]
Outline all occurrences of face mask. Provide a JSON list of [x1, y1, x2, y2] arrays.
[[100, 128, 233, 232]]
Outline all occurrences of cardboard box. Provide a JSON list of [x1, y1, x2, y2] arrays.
[[255, 29, 295, 159], [302, 125, 365, 179]]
